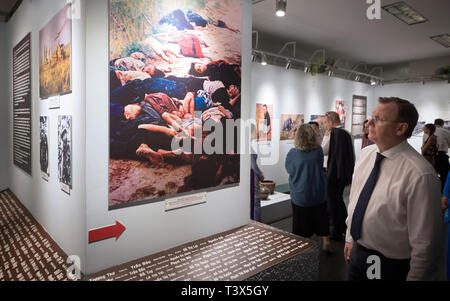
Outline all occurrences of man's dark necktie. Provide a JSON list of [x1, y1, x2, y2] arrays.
[[350, 152, 385, 241]]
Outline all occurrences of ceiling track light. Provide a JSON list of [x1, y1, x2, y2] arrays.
[[276, 0, 286, 17], [304, 64, 310, 73], [251, 53, 257, 62], [355, 75, 361, 81], [328, 70, 333, 77], [285, 60, 291, 70], [261, 54, 267, 66]]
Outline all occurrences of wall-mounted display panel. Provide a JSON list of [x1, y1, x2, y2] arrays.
[[39, 4, 72, 99], [256, 103, 273, 142], [40, 116, 50, 180], [412, 121, 426, 137], [58, 115, 72, 194], [351, 95, 367, 138], [335, 100, 346, 126], [280, 114, 304, 141], [13, 32, 32, 175], [108, 0, 242, 208]]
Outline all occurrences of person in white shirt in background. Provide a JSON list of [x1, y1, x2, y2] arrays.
[[434, 118, 450, 191], [344, 97, 446, 281]]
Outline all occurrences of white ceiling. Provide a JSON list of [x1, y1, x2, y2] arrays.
[[253, 0, 450, 64]]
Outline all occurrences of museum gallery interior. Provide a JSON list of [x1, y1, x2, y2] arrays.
[[0, 0, 449, 282]]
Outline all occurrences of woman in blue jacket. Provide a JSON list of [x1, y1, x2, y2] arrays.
[[285, 124, 332, 254]]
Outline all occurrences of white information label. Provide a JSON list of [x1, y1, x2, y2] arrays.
[[165, 192, 207, 211], [48, 96, 60, 109], [41, 172, 49, 181], [61, 183, 71, 195]]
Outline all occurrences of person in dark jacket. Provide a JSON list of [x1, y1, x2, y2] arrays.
[[323, 111, 355, 241], [250, 124, 264, 222]]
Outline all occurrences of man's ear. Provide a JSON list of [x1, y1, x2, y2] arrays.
[[396, 123, 409, 137]]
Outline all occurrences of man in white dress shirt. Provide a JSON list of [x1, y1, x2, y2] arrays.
[[344, 97, 446, 280]]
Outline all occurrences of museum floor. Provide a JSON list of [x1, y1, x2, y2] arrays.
[[269, 186, 351, 281], [270, 216, 348, 281]]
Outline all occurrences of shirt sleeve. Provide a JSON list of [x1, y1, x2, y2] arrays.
[[406, 174, 445, 280], [321, 135, 330, 156]]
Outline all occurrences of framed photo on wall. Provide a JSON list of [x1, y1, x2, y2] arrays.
[[108, 0, 242, 209], [280, 114, 304, 141], [351, 95, 367, 138], [256, 104, 273, 142], [40, 116, 50, 181], [13, 33, 32, 175], [39, 4, 72, 99], [335, 100, 346, 126], [58, 115, 72, 195]]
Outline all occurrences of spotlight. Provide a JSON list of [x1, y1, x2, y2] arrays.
[[328, 70, 333, 77], [285, 61, 292, 70], [261, 54, 267, 66], [304, 64, 310, 73], [276, 0, 286, 17], [251, 53, 257, 62], [421, 79, 425, 85], [370, 78, 377, 86], [355, 75, 360, 81]]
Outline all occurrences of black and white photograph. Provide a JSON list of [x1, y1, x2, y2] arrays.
[[40, 116, 49, 180], [412, 121, 426, 137], [58, 115, 72, 194]]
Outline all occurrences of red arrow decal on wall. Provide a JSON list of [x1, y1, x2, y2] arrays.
[[88, 221, 126, 244]]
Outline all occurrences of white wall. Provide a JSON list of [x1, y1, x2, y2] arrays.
[[251, 63, 450, 186], [5, 0, 87, 271], [251, 63, 373, 185], [85, 0, 252, 274], [0, 23, 8, 191], [370, 82, 450, 153]]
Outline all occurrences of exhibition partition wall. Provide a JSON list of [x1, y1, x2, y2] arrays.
[[3, 0, 252, 275], [4, 0, 87, 272], [0, 23, 8, 191], [85, 0, 252, 274]]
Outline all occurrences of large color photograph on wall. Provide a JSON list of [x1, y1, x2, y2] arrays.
[[335, 100, 346, 126], [256, 104, 273, 142], [109, 0, 242, 208], [39, 4, 72, 99], [280, 114, 304, 141]]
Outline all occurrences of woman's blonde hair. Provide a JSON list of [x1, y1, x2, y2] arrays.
[[294, 124, 318, 151]]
